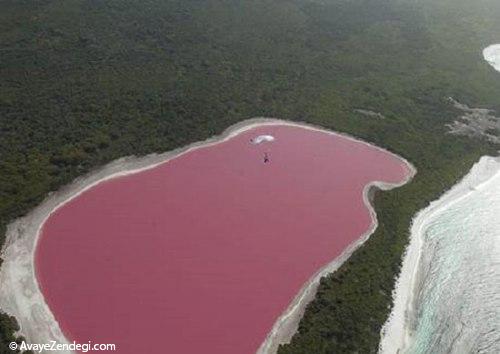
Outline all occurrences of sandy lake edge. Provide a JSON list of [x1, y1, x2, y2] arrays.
[[0, 118, 415, 354]]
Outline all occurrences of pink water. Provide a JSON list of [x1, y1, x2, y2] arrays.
[[36, 124, 410, 354]]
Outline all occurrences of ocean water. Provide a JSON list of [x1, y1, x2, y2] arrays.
[[380, 44, 500, 354], [404, 44, 500, 354], [407, 170, 500, 353]]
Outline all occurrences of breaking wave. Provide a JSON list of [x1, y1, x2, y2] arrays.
[[380, 45, 500, 354], [408, 166, 500, 353], [380, 157, 500, 354], [483, 44, 500, 72]]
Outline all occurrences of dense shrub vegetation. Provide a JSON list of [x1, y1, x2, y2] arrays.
[[1, 0, 500, 352]]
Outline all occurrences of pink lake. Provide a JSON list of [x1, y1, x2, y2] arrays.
[[35, 124, 410, 354]]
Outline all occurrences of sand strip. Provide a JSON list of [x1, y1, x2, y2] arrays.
[[257, 180, 414, 354], [0, 118, 415, 354], [483, 44, 500, 72], [379, 44, 500, 354], [378, 155, 500, 354]]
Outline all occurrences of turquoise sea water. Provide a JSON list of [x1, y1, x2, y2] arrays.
[[408, 172, 500, 353], [380, 45, 500, 354]]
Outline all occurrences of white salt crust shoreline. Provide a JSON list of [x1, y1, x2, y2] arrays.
[[0, 118, 415, 354], [378, 156, 500, 354]]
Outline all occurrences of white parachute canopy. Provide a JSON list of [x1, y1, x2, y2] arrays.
[[250, 135, 275, 144]]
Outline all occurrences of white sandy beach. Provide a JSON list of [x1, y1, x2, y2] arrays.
[[379, 44, 500, 354], [483, 44, 500, 72], [378, 156, 500, 354], [0, 118, 415, 354]]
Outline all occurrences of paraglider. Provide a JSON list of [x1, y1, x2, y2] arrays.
[[250, 134, 274, 164], [264, 152, 270, 163]]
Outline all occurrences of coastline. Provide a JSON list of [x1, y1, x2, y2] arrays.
[[379, 43, 500, 354], [257, 175, 415, 353], [0, 118, 415, 354], [483, 44, 500, 72], [378, 155, 500, 354]]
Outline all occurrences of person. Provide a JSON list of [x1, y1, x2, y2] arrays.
[[264, 152, 270, 163]]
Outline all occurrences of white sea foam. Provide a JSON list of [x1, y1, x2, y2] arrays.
[[483, 44, 500, 72], [408, 164, 500, 353], [380, 45, 500, 354], [379, 157, 500, 354]]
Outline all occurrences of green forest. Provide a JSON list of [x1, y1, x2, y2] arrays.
[[1, 0, 500, 353]]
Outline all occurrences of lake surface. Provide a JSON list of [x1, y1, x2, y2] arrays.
[[36, 124, 410, 354]]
